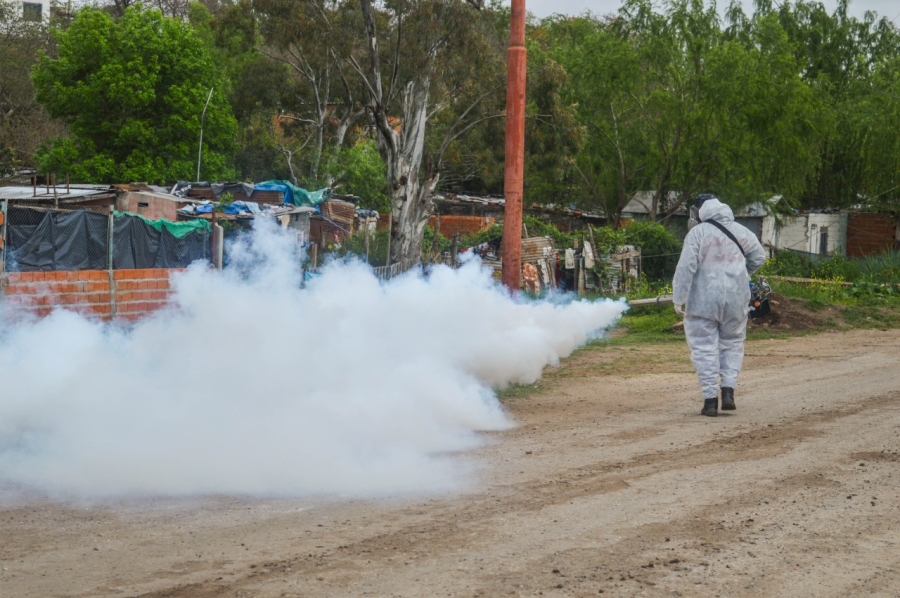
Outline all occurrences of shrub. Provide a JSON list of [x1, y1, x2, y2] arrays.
[[331, 229, 390, 267], [621, 222, 682, 282]]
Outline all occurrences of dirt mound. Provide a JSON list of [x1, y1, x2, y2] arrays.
[[748, 293, 834, 333], [671, 294, 833, 335]]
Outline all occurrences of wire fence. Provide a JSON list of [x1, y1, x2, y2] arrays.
[[372, 259, 417, 281]]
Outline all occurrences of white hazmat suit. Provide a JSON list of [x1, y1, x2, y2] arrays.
[[673, 199, 766, 400]]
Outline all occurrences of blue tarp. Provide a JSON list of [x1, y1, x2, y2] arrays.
[[254, 180, 331, 207], [223, 201, 261, 215]]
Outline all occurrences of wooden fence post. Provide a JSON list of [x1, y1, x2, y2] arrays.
[[107, 210, 116, 318], [451, 233, 459, 268], [0, 200, 7, 275]]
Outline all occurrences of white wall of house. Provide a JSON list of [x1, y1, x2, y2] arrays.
[[767, 213, 847, 257], [760, 214, 777, 254], [13, 0, 52, 22]]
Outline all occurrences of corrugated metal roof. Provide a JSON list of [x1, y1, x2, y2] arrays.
[[622, 192, 775, 218], [0, 185, 114, 201], [521, 236, 554, 261]]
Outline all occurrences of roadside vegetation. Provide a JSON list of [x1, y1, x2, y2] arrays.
[[618, 249, 900, 344]]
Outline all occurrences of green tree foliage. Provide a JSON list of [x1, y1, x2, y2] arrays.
[[9, 0, 900, 226], [856, 56, 900, 212], [32, 5, 237, 183], [526, 0, 825, 224], [253, 0, 370, 187], [766, 0, 900, 208], [437, 2, 584, 200], [191, 0, 289, 182], [322, 139, 390, 213], [620, 222, 682, 281]]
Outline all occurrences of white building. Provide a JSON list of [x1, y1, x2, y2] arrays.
[[8, 0, 53, 22], [620, 191, 851, 257], [761, 212, 847, 257]]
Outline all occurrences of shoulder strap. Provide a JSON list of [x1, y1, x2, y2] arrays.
[[704, 220, 746, 257]]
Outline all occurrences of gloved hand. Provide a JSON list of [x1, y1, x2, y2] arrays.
[[674, 304, 686, 317]]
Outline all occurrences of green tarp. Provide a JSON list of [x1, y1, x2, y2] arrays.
[[114, 211, 212, 239], [254, 180, 332, 207]]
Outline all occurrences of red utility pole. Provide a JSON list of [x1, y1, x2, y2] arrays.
[[501, 0, 526, 292]]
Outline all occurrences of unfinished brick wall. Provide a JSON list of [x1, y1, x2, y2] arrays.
[[113, 269, 182, 320], [429, 215, 495, 237], [1, 268, 183, 320]]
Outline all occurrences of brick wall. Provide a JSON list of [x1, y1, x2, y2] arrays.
[[116, 191, 186, 222], [847, 213, 898, 257], [1, 268, 184, 320], [113, 269, 182, 320], [429, 215, 495, 237]]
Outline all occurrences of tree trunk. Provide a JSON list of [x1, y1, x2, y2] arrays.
[[387, 171, 437, 264], [358, 0, 439, 266], [376, 80, 438, 265]]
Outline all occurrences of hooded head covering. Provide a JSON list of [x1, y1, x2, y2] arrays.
[[698, 197, 734, 224]]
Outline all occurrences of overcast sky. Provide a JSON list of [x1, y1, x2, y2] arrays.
[[519, 0, 900, 21]]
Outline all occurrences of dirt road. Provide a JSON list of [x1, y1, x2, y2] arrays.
[[3, 329, 900, 597]]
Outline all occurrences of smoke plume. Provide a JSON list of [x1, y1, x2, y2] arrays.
[[0, 221, 627, 498]]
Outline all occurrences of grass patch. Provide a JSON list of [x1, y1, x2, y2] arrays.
[[746, 327, 817, 341], [496, 382, 545, 402], [773, 280, 900, 310], [840, 305, 900, 329], [611, 305, 682, 344], [770, 281, 849, 306]]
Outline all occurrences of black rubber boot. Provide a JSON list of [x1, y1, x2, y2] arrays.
[[700, 398, 718, 417], [721, 387, 736, 411]]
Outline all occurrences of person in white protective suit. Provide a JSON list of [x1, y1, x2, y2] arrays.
[[673, 195, 767, 416]]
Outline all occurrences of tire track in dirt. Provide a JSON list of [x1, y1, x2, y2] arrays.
[[135, 392, 900, 598]]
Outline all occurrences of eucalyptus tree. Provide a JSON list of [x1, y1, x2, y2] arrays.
[[354, 0, 506, 263]]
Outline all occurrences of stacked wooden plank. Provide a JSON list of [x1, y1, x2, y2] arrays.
[[321, 199, 355, 230], [250, 190, 285, 205]]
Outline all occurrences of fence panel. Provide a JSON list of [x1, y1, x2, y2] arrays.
[[3, 206, 210, 272], [372, 259, 416, 281], [5, 207, 109, 271], [112, 214, 210, 269]]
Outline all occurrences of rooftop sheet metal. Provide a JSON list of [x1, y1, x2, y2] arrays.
[[0, 185, 114, 201]]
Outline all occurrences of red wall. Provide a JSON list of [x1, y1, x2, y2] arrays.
[[428, 215, 496, 237], [847, 213, 898, 257], [2, 268, 183, 321]]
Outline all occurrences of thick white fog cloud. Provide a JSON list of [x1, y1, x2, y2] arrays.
[[0, 221, 627, 499]]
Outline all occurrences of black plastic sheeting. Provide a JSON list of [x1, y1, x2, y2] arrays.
[[112, 215, 210, 269], [7, 208, 108, 271], [6, 208, 210, 271]]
